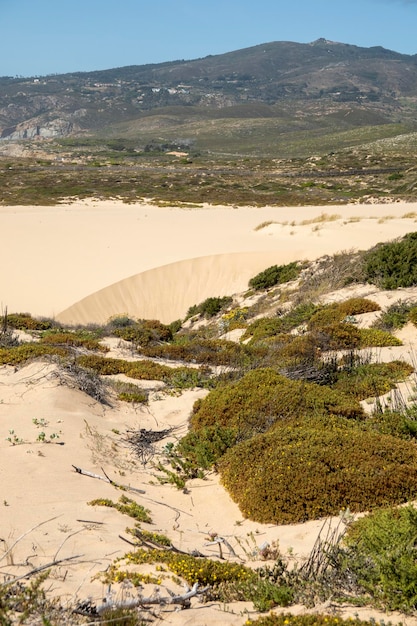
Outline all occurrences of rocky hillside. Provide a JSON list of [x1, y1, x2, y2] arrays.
[[1, 39, 417, 142]]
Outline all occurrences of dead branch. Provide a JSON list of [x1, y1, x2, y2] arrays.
[[1, 554, 83, 586], [126, 529, 206, 557], [76, 582, 209, 616], [204, 536, 239, 559], [72, 465, 146, 494]]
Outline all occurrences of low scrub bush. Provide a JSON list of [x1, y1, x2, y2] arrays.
[[106, 548, 293, 611], [219, 425, 417, 524], [366, 407, 417, 439], [190, 368, 364, 437], [249, 262, 301, 291], [0, 343, 66, 365], [140, 336, 255, 367], [176, 425, 238, 469], [338, 297, 380, 316], [364, 232, 417, 289], [110, 380, 149, 404], [0, 312, 55, 331], [358, 327, 402, 347], [111, 548, 252, 586], [308, 298, 380, 331], [186, 296, 233, 319], [88, 495, 152, 522], [113, 319, 172, 345], [342, 504, 417, 612], [372, 300, 415, 331], [77, 354, 211, 388], [331, 360, 413, 400], [40, 330, 107, 351]]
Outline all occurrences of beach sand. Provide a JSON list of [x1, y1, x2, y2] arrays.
[[2, 199, 417, 624]]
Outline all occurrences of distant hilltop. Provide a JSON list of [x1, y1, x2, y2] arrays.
[[1, 39, 417, 142]]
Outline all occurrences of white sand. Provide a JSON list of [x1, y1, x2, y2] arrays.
[[0, 199, 416, 323]]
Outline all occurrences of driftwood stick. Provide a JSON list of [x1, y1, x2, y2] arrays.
[[94, 582, 209, 614], [1, 554, 83, 587], [204, 536, 238, 558], [71, 465, 146, 494]]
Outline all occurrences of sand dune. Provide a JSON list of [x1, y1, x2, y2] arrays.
[[57, 251, 299, 325], [1, 199, 417, 324]]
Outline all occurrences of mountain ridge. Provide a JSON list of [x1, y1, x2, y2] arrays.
[[1, 39, 417, 144]]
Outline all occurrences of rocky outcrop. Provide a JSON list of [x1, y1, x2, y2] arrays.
[[1, 118, 75, 140]]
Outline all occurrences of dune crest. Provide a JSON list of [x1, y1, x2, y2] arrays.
[[57, 251, 298, 325]]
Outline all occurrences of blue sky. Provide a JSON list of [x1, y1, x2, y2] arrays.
[[2, 0, 417, 77]]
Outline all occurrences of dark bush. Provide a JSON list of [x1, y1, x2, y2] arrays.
[[186, 296, 233, 319], [249, 262, 300, 291], [364, 232, 417, 289], [114, 319, 172, 345], [177, 425, 238, 469], [372, 300, 414, 331]]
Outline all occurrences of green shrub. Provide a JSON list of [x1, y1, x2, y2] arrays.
[[0, 343, 66, 365], [358, 327, 402, 347], [342, 504, 417, 611], [88, 495, 151, 523], [111, 548, 252, 586], [176, 425, 238, 469], [114, 319, 172, 345], [366, 407, 417, 439], [308, 305, 346, 329], [0, 313, 54, 331], [331, 360, 413, 400], [110, 380, 149, 404], [364, 232, 417, 289], [219, 426, 417, 524], [40, 330, 107, 351], [140, 336, 254, 367], [372, 300, 414, 331], [186, 296, 233, 319], [308, 298, 380, 332], [338, 297, 380, 316], [249, 262, 300, 290], [77, 354, 211, 388], [106, 314, 135, 329], [409, 306, 417, 327], [242, 318, 292, 343], [77, 354, 128, 375], [190, 368, 364, 436]]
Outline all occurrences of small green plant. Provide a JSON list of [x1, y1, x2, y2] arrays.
[[88, 495, 152, 523], [6, 429, 24, 445]]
